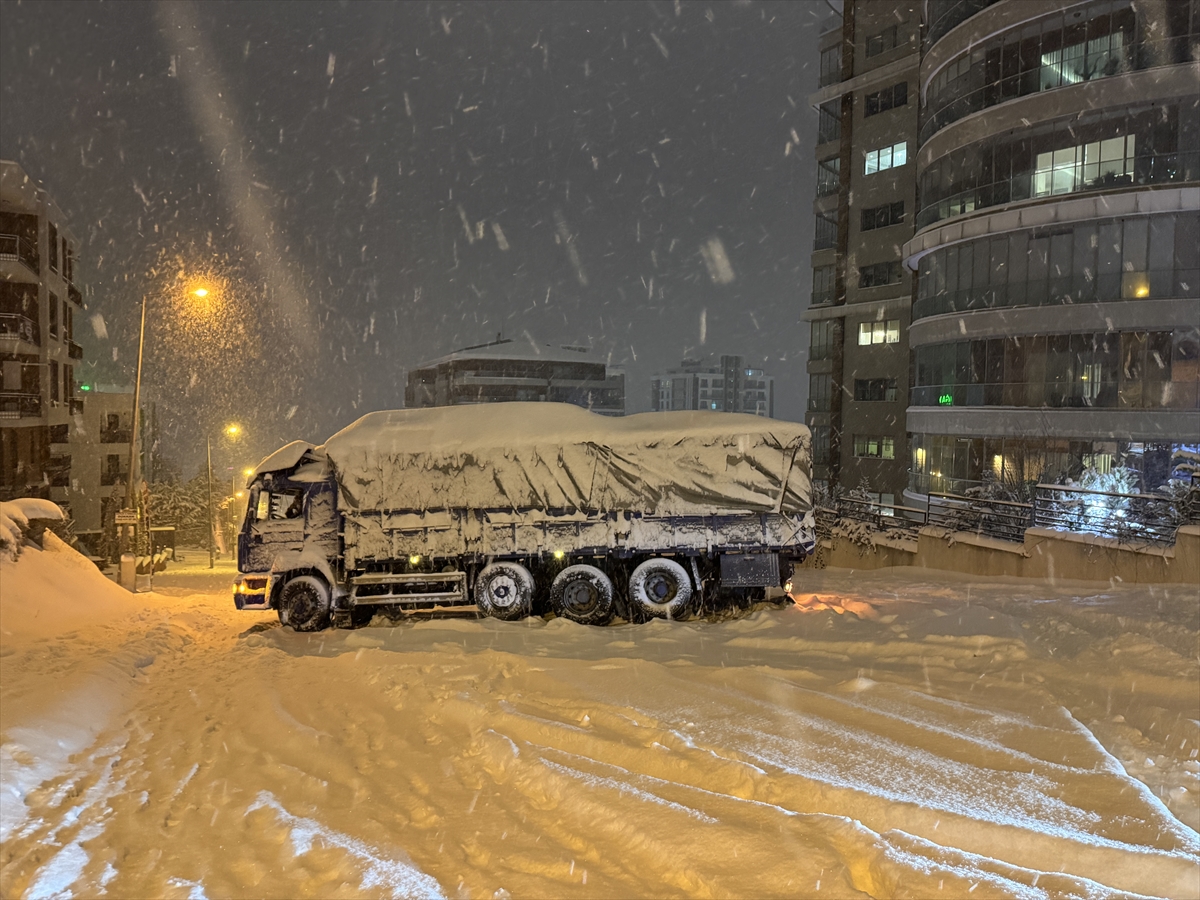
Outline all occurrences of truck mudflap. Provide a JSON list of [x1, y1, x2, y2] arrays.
[[233, 573, 271, 610], [349, 570, 472, 609]]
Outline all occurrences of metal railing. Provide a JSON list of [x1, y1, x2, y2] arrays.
[[0, 392, 42, 419], [927, 491, 1033, 543], [68, 340, 83, 360], [1033, 483, 1198, 547], [0, 233, 39, 273], [0, 313, 38, 344]]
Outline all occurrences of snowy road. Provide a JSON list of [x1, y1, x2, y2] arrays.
[[2, 540, 1198, 898]]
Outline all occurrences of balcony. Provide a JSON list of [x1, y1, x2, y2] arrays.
[[68, 284, 83, 306], [70, 397, 85, 415], [0, 313, 38, 346], [0, 392, 43, 419], [68, 340, 83, 360], [0, 233, 39, 274], [100, 468, 128, 487], [101, 428, 132, 444]]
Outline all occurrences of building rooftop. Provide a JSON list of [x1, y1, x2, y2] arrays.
[[415, 337, 615, 369]]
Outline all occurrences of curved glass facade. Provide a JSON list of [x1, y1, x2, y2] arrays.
[[913, 212, 1200, 319], [908, 434, 1192, 495], [921, 1, 1200, 146], [915, 102, 1198, 229], [925, 0, 1001, 50], [912, 329, 1200, 410]]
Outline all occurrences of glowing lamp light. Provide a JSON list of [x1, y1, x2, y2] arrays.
[[408, 554, 421, 565], [225, 424, 241, 437], [553, 550, 565, 560], [1135, 285, 1150, 298], [243, 467, 255, 477], [193, 287, 209, 298]]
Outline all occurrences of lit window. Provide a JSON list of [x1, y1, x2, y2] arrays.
[[864, 141, 907, 175], [858, 319, 901, 346]]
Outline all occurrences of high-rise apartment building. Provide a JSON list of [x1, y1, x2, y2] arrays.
[[805, 1, 921, 505], [650, 356, 775, 417], [0, 160, 96, 507], [806, 1, 1199, 507], [904, 0, 1199, 498]]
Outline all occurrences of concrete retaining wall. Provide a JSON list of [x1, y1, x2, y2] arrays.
[[802, 523, 1199, 586]]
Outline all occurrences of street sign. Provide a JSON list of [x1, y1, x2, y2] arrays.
[[114, 508, 139, 525]]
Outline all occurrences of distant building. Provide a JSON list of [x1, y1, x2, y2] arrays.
[[406, 338, 626, 416], [1, 160, 102, 510], [64, 387, 134, 552], [650, 356, 775, 417]]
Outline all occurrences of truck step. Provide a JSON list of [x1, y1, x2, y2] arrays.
[[349, 570, 471, 608]]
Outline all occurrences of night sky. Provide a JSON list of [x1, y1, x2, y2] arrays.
[[1, 0, 830, 473]]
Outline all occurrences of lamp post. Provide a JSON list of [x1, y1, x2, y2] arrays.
[[208, 423, 242, 568]]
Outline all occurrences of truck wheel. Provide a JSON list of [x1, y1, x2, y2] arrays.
[[279, 575, 331, 632], [629, 558, 693, 619], [550, 565, 615, 626], [475, 562, 534, 620]]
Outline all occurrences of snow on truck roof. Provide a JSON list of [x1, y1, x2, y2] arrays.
[[320, 403, 811, 516]]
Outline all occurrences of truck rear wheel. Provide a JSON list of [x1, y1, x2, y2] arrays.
[[550, 565, 614, 626], [475, 562, 534, 620], [279, 575, 331, 632], [629, 558, 693, 619]]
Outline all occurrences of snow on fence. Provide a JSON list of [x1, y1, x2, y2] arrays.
[[826, 483, 1199, 548]]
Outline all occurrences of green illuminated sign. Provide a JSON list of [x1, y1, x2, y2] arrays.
[[938, 393, 953, 406]]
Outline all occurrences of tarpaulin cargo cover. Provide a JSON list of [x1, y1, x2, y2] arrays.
[[321, 403, 811, 518]]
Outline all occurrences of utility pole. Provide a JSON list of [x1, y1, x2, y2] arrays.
[[207, 435, 215, 569], [122, 294, 148, 559]]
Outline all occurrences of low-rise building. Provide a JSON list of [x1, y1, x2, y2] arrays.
[[1, 160, 91, 505], [406, 338, 626, 416], [651, 355, 775, 417]]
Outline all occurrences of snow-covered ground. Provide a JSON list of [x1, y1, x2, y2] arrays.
[[2, 533, 1198, 898]]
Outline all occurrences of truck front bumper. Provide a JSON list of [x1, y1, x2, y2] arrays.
[[233, 573, 271, 610]]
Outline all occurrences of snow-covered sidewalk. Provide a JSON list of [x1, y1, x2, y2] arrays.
[[2, 535, 1197, 898]]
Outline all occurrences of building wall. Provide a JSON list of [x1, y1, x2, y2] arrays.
[[650, 355, 776, 417], [1, 160, 86, 503], [903, 0, 1200, 497], [406, 344, 626, 416], [805, 1, 920, 501]]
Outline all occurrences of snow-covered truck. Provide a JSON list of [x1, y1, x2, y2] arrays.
[[233, 403, 815, 630]]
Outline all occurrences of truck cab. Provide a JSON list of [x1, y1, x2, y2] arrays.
[[233, 442, 338, 611]]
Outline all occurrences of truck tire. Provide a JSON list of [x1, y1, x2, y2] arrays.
[[475, 562, 534, 620], [550, 565, 615, 626], [629, 558, 693, 619], [279, 575, 331, 632]]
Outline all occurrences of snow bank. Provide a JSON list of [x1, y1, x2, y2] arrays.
[[322, 403, 812, 516]]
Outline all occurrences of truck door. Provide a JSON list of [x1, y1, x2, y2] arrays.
[[241, 482, 306, 571]]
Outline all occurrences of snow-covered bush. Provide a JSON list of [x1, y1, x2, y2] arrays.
[[0, 499, 66, 561]]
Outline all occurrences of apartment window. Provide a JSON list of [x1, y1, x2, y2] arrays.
[[854, 377, 898, 402], [64, 243, 74, 283], [854, 435, 896, 459], [49, 292, 59, 338], [818, 101, 841, 144], [102, 454, 123, 486], [864, 82, 907, 117], [819, 45, 842, 88], [858, 320, 900, 346], [809, 318, 836, 361], [812, 425, 831, 466], [859, 261, 903, 288], [861, 201, 905, 231], [864, 141, 907, 174], [866, 25, 900, 59], [50, 424, 69, 443], [809, 374, 831, 412], [811, 265, 835, 307], [48, 222, 59, 271], [814, 213, 837, 251], [816, 156, 840, 196], [49, 360, 60, 402], [1033, 135, 1135, 198]]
